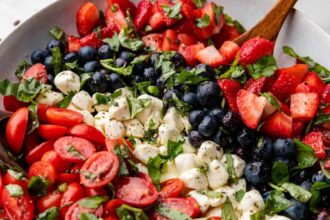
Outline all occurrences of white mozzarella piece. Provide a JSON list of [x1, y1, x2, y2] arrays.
[[77, 110, 95, 126], [158, 146, 168, 156], [182, 137, 196, 153], [188, 191, 210, 213], [240, 212, 253, 220], [207, 160, 229, 189], [108, 97, 130, 121], [163, 107, 185, 132], [67, 103, 80, 111], [144, 111, 162, 131], [216, 186, 239, 210], [231, 179, 247, 192], [133, 143, 159, 164], [54, 70, 80, 95], [181, 116, 192, 133], [104, 120, 125, 139], [160, 160, 179, 183], [36, 90, 64, 106], [135, 163, 148, 174], [136, 94, 163, 123], [265, 215, 291, 220], [116, 87, 133, 98], [124, 119, 145, 138], [175, 153, 203, 174], [71, 90, 94, 112], [205, 207, 222, 218], [94, 111, 110, 133], [158, 124, 180, 146], [238, 190, 265, 214], [197, 141, 223, 164], [179, 168, 208, 190], [95, 104, 110, 112], [221, 154, 246, 178], [209, 192, 227, 207]]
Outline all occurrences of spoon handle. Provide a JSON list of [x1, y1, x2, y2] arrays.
[[234, 0, 298, 45]]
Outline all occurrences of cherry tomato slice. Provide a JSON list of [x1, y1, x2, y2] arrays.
[[28, 161, 57, 186], [80, 151, 119, 188], [24, 131, 41, 153], [37, 104, 50, 123], [104, 199, 125, 217], [41, 150, 71, 173], [57, 173, 80, 184], [208, 217, 221, 220], [185, 197, 201, 217], [4, 171, 28, 190], [159, 178, 184, 198], [160, 198, 197, 218], [54, 136, 96, 163], [2, 184, 34, 220], [60, 182, 85, 218], [25, 140, 54, 164], [114, 175, 158, 207], [3, 96, 28, 112], [65, 198, 104, 220], [37, 191, 62, 213], [105, 138, 134, 152], [38, 124, 68, 140], [46, 107, 83, 127], [149, 212, 169, 220], [68, 124, 106, 146], [5, 107, 29, 154], [22, 63, 47, 84], [85, 186, 107, 197]]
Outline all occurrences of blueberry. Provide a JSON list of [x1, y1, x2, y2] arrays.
[[213, 131, 236, 148], [98, 45, 112, 59], [149, 53, 160, 66], [273, 138, 295, 158], [78, 46, 97, 63], [115, 58, 126, 67], [244, 161, 270, 185], [135, 75, 146, 83], [292, 168, 314, 184], [198, 116, 218, 137], [252, 137, 273, 161], [133, 62, 147, 75], [300, 181, 312, 191], [236, 128, 256, 148], [221, 111, 241, 132], [182, 93, 199, 109], [109, 73, 124, 91], [143, 67, 158, 81], [188, 130, 204, 147], [196, 81, 221, 108], [172, 53, 186, 67], [321, 193, 330, 211], [163, 89, 181, 102], [156, 78, 166, 91], [83, 61, 100, 72], [274, 157, 296, 170], [119, 51, 133, 63], [326, 148, 330, 157], [88, 71, 108, 93], [208, 108, 225, 122], [282, 200, 307, 220], [188, 110, 205, 127], [44, 55, 54, 72], [31, 49, 49, 64], [312, 172, 325, 183], [47, 39, 64, 52], [234, 145, 250, 160], [63, 53, 78, 63], [195, 64, 215, 79]]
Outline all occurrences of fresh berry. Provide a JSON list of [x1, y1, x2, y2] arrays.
[[105, 4, 128, 30], [98, 45, 112, 59], [149, 12, 166, 30], [47, 39, 64, 53], [196, 45, 228, 68], [244, 77, 266, 95], [252, 137, 273, 161], [67, 36, 81, 53], [219, 41, 240, 62], [188, 110, 205, 127], [196, 81, 221, 108], [244, 161, 270, 186], [78, 46, 97, 63], [107, 0, 137, 17], [142, 34, 163, 51], [134, 0, 153, 30], [177, 34, 197, 48], [198, 115, 218, 137], [217, 79, 242, 113], [302, 71, 325, 95], [282, 200, 307, 220], [63, 52, 78, 63], [180, 43, 205, 66], [261, 111, 292, 139], [162, 29, 179, 51], [303, 132, 326, 159], [31, 49, 49, 64], [195, 64, 215, 79], [273, 138, 295, 158], [182, 93, 199, 109], [290, 93, 319, 121], [172, 53, 186, 67], [221, 111, 241, 132], [292, 120, 305, 138], [212, 23, 240, 48], [236, 127, 256, 148], [321, 84, 330, 103], [188, 130, 204, 147], [76, 2, 100, 36]]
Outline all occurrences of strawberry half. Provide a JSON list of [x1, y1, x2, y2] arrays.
[[219, 41, 240, 63], [238, 37, 274, 65], [212, 23, 240, 48], [76, 2, 100, 37], [261, 111, 292, 139], [244, 77, 266, 95], [180, 43, 205, 66], [162, 29, 179, 51], [321, 84, 330, 103], [134, 0, 153, 30], [80, 25, 118, 49], [142, 34, 163, 51], [67, 36, 81, 53], [292, 120, 305, 138], [23, 64, 48, 84], [217, 79, 241, 113], [107, 0, 137, 17], [290, 93, 319, 121], [303, 131, 326, 159], [178, 34, 197, 47], [149, 12, 166, 30], [196, 46, 227, 68], [105, 4, 128, 31]]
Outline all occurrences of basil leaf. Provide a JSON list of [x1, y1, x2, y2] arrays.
[[49, 26, 66, 45], [94, 93, 111, 105], [116, 204, 148, 220], [170, 93, 191, 116], [36, 207, 59, 220], [27, 103, 40, 134], [161, 2, 182, 19], [314, 114, 330, 125], [271, 161, 289, 185], [235, 190, 245, 202], [192, 0, 206, 8], [113, 143, 130, 176], [223, 198, 237, 220], [147, 155, 166, 190], [247, 56, 277, 79], [220, 56, 247, 83], [174, 69, 208, 85], [7, 169, 26, 180], [224, 14, 246, 34], [293, 139, 317, 170], [28, 176, 50, 196], [156, 205, 192, 220], [212, 4, 223, 24], [226, 154, 238, 184], [100, 59, 133, 76], [260, 92, 280, 110], [58, 183, 68, 193], [118, 27, 144, 51], [64, 60, 84, 74], [281, 182, 311, 203], [103, 33, 120, 52], [57, 92, 76, 108], [167, 139, 184, 160], [79, 213, 101, 220], [127, 96, 151, 118], [131, 54, 149, 65], [5, 184, 24, 197], [308, 181, 330, 213], [198, 189, 224, 199], [51, 46, 63, 74], [15, 60, 31, 79], [66, 145, 86, 160], [79, 196, 108, 209], [196, 14, 210, 28]]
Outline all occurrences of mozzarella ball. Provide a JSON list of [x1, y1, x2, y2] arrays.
[[136, 94, 163, 122], [231, 179, 247, 192], [133, 143, 159, 164], [179, 168, 208, 190], [240, 212, 253, 220], [94, 111, 110, 133], [216, 186, 239, 210], [67, 103, 80, 111], [221, 154, 246, 177], [54, 70, 80, 95], [77, 110, 95, 126], [144, 111, 162, 131], [104, 120, 125, 139], [188, 190, 210, 213], [116, 87, 133, 98], [158, 124, 180, 146], [37, 90, 63, 106], [71, 90, 94, 112], [182, 137, 196, 153], [175, 153, 203, 174], [207, 160, 229, 189], [163, 107, 185, 132], [238, 190, 265, 214], [108, 97, 130, 120], [197, 141, 223, 164], [124, 119, 145, 138], [160, 160, 179, 183], [158, 146, 168, 156]]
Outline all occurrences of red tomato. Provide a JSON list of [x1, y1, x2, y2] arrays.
[[24, 131, 41, 153], [68, 124, 106, 146], [3, 96, 28, 112], [46, 107, 83, 127], [4, 171, 28, 190], [159, 178, 184, 198], [149, 212, 169, 220], [37, 191, 62, 213], [28, 161, 57, 186], [208, 217, 221, 220], [65, 198, 104, 220], [2, 185, 34, 220], [80, 151, 119, 188], [114, 175, 158, 207], [37, 104, 50, 123], [5, 107, 29, 154], [22, 63, 47, 84], [0, 209, 9, 220], [104, 199, 124, 217], [37, 124, 68, 140], [54, 136, 96, 163], [185, 197, 201, 217], [85, 187, 107, 197], [60, 182, 85, 218], [160, 198, 198, 218], [105, 138, 134, 152], [57, 173, 80, 184], [41, 150, 71, 173], [25, 140, 54, 164]]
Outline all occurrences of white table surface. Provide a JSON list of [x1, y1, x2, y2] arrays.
[[0, 0, 330, 42]]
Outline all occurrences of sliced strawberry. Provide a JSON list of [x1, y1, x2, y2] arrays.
[[321, 84, 330, 103], [67, 36, 81, 52], [219, 41, 240, 63], [80, 25, 118, 49], [238, 37, 274, 65], [134, 0, 153, 30], [303, 131, 326, 159], [174, 19, 195, 35], [105, 4, 128, 30], [290, 93, 319, 121], [196, 45, 227, 68], [261, 111, 292, 139], [178, 34, 197, 47], [212, 23, 240, 48], [154, 0, 179, 27], [217, 79, 241, 113], [76, 2, 100, 37], [181, 3, 194, 21], [260, 96, 277, 119], [270, 64, 308, 101], [295, 82, 313, 93], [142, 34, 163, 51], [162, 29, 179, 51], [312, 126, 330, 147], [23, 64, 47, 84], [180, 43, 205, 66], [244, 77, 266, 95], [292, 120, 305, 138], [107, 0, 137, 17], [236, 89, 267, 129], [149, 12, 166, 30]]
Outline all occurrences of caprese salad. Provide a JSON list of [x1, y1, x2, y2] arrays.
[[0, 0, 330, 220]]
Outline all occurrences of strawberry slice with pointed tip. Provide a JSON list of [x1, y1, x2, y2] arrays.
[[244, 77, 266, 95], [219, 41, 240, 63], [76, 2, 100, 37], [149, 12, 166, 30], [303, 131, 326, 159], [134, 0, 153, 30], [196, 45, 228, 68], [261, 111, 292, 138], [105, 4, 128, 30], [217, 79, 241, 113], [162, 29, 179, 51], [107, 0, 137, 17], [67, 36, 82, 52], [23, 63, 47, 84], [290, 92, 319, 121], [303, 71, 325, 95], [180, 43, 205, 66]]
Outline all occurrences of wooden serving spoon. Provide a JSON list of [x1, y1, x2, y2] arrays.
[[234, 0, 298, 45]]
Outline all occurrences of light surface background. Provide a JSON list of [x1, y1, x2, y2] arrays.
[[0, 0, 330, 42]]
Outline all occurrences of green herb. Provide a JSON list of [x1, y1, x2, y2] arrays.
[[27, 176, 50, 196], [198, 189, 223, 199], [111, 4, 118, 12], [156, 205, 192, 220], [223, 198, 237, 220], [260, 92, 280, 110], [281, 182, 311, 203], [161, 2, 182, 19], [5, 184, 24, 197], [81, 170, 97, 182], [235, 190, 245, 202], [116, 204, 149, 220], [94, 93, 111, 105], [49, 26, 66, 44], [196, 14, 211, 28], [80, 72, 92, 88], [113, 143, 130, 176], [118, 27, 144, 51], [15, 60, 31, 79], [147, 85, 161, 97], [224, 14, 246, 34], [271, 161, 289, 185], [170, 93, 191, 116], [127, 96, 151, 118], [36, 207, 59, 220], [293, 139, 317, 170], [7, 169, 26, 180], [57, 92, 75, 108], [219, 56, 247, 83], [174, 69, 208, 85], [167, 140, 184, 160], [226, 154, 238, 184], [79, 196, 108, 209], [103, 33, 120, 52], [100, 59, 133, 76], [314, 114, 330, 125], [64, 60, 84, 74], [147, 155, 166, 190], [66, 145, 85, 160], [212, 4, 223, 24], [51, 46, 63, 74], [308, 181, 330, 213], [79, 213, 100, 220], [192, 0, 206, 8], [131, 54, 150, 65], [247, 56, 277, 79], [27, 103, 40, 134]]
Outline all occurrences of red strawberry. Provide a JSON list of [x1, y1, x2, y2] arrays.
[[217, 79, 241, 113], [196, 46, 227, 68], [180, 0, 196, 8], [80, 25, 118, 48], [76, 2, 100, 37], [149, 12, 166, 30], [181, 3, 194, 21], [236, 89, 267, 129], [292, 120, 305, 138], [238, 37, 274, 65], [142, 34, 163, 51], [303, 72, 325, 95], [312, 126, 330, 147], [174, 19, 195, 35], [154, 0, 178, 27], [180, 43, 205, 66], [270, 64, 308, 101], [67, 36, 81, 52], [105, 4, 128, 30], [134, 0, 153, 30], [321, 84, 330, 103], [212, 23, 240, 48], [262, 111, 292, 139], [303, 131, 326, 159], [219, 41, 240, 63], [244, 77, 266, 95], [107, 0, 137, 17], [290, 93, 319, 121], [162, 29, 179, 51], [295, 82, 312, 93], [23, 64, 47, 84], [178, 34, 197, 47]]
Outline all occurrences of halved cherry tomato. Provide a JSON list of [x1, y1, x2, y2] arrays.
[[46, 107, 83, 127], [60, 182, 85, 218], [80, 151, 119, 188], [57, 173, 80, 184], [24, 131, 41, 153], [68, 124, 106, 146], [106, 138, 134, 152], [85, 186, 107, 197], [2, 184, 34, 220], [149, 212, 169, 220], [37, 104, 50, 123], [159, 178, 184, 198], [160, 198, 198, 218], [104, 199, 124, 217], [65, 198, 104, 220], [54, 136, 96, 163], [5, 107, 29, 154], [41, 150, 71, 173], [25, 140, 54, 164], [28, 161, 57, 186], [37, 191, 62, 213], [3, 96, 28, 112], [22, 63, 47, 84], [4, 171, 28, 190], [185, 197, 201, 217], [37, 124, 68, 140], [208, 217, 221, 220], [114, 175, 158, 207]]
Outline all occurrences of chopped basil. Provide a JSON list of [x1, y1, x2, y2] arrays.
[[260, 92, 280, 110], [7, 169, 26, 180], [131, 54, 150, 65], [219, 56, 247, 84], [174, 69, 208, 85], [80, 72, 93, 88], [293, 139, 317, 170], [167, 140, 184, 160], [198, 189, 223, 199], [281, 182, 311, 203], [15, 60, 31, 79], [314, 113, 330, 125], [156, 205, 192, 220], [170, 93, 191, 116], [36, 207, 59, 220], [100, 59, 133, 76], [223, 198, 237, 220], [212, 4, 223, 24], [271, 161, 289, 185], [118, 27, 144, 51], [51, 46, 63, 74], [57, 92, 76, 108], [192, 0, 206, 8], [5, 184, 24, 197], [196, 14, 211, 28], [116, 204, 148, 220], [79, 196, 108, 209], [127, 96, 151, 118], [224, 14, 246, 34], [226, 154, 238, 184], [64, 60, 84, 74], [94, 93, 111, 105], [27, 176, 50, 196], [308, 181, 330, 213], [247, 56, 277, 79], [113, 143, 130, 176], [103, 33, 120, 52], [27, 103, 40, 134], [79, 213, 100, 220], [66, 145, 86, 160], [161, 2, 182, 19], [49, 26, 66, 45], [235, 190, 245, 202], [147, 155, 166, 190]]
